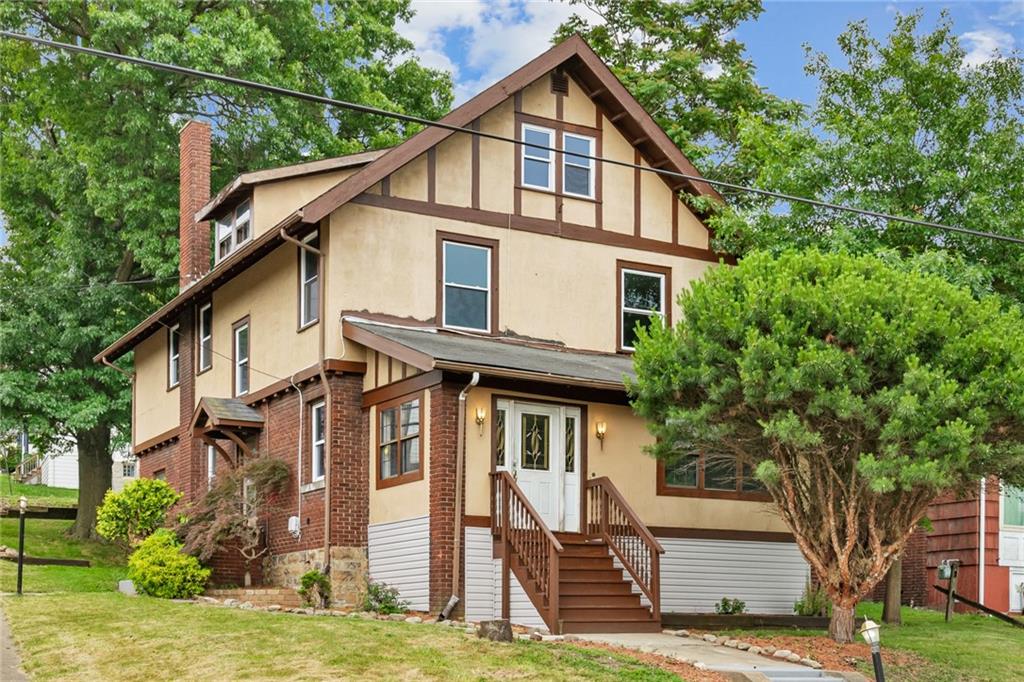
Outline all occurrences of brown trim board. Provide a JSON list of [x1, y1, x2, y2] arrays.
[[362, 369, 443, 408], [648, 526, 795, 543], [133, 428, 180, 456], [436, 230, 501, 335], [343, 319, 435, 371]]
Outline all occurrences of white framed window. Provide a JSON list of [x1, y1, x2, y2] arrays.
[[378, 396, 421, 484], [197, 303, 212, 372], [1005, 485, 1024, 528], [442, 240, 491, 332], [122, 461, 137, 478], [168, 324, 180, 388], [521, 123, 554, 191], [620, 268, 666, 351], [215, 199, 253, 263], [233, 320, 250, 396], [562, 133, 595, 198], [299, 232, 320, 328], [311, 401, 326, 482], [206, 444, 216, 490]]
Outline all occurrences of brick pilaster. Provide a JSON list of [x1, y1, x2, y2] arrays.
[[429, 382, 464, 614]]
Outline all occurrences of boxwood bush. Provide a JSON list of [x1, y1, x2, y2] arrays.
[[128, 529, 210, 598]]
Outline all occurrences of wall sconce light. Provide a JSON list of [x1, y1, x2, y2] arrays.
[[595, 421, 607, 450], [475, 407, 486, 436]]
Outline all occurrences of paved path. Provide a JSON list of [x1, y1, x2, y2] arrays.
[[0, 607, 28, 682], [576, 632, 805, 672]]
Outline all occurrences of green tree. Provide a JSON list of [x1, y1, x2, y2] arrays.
[[554, 0, 801, 189], [714, 11, 1024, 300], [0, 0, 451, 538], [630, 250, 1024, 642]]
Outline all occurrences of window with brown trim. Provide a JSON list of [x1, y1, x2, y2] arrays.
[[617, 260, 671, 352], [298, 231, 320, 329], [215, 199, 252, 263], [196, 303, 213, 373], [657, 452, 770, 501], [376, 393, 423, 489], [232, 317, 250, 397], [436, 231, 499, 334]]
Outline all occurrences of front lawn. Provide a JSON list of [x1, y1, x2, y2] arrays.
[[0, 518, 126, 593], [717, 601, 1024, 682], [1, 593, 681, 681], [0, 474, 78, 509]]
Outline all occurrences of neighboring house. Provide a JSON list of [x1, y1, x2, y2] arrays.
[[13, 429, 138, 492], [96, 36, 809, 633]]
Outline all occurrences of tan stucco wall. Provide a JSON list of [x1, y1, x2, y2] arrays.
[[367, 389, 431, 524], [133, 332, 179, 446], [251, 169, 356, 237], [330, 201, 712, 353], [363, 349, 422, 392], [462, 388, 786, 533]]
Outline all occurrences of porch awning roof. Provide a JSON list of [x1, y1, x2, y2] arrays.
[[343, 319, 635, 391], [191, 397, 265, 431]]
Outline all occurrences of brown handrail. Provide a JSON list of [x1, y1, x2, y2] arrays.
[[585, 476, 664, 620], [490, 471, 563, 632]]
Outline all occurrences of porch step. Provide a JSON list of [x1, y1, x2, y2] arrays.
[[559, 568, 625, 582], [559, 606, 653, 620], [559, 556, 615, 570], [553, 532, 602, 545], [559, 544, 611, 558], [560, 594, 642, 608], [559, 580, 635, 596]]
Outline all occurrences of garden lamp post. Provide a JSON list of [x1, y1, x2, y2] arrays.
[[859, 618, 885, 682], [17, 495, 28, 595]]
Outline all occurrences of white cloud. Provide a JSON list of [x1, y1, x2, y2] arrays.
[[961, 27, 1016, 68], [700, 60, 724, 80], [402, 0, 591, 104]]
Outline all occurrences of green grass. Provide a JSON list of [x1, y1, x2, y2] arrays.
[[717, 601, 1024, 682], [1, 593, 680, 681], [0, 518, 126, 594], [0, 474, 78, 509]]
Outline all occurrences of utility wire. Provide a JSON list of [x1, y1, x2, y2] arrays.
[[4, 30, 1022, 247]]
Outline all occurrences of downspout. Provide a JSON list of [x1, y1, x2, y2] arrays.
[[441, 371, 480, 619], [101, 357, 136, 454], [280, 224, 332, 572], [979, 477, 986, 604], [288, 375, 304, 539]]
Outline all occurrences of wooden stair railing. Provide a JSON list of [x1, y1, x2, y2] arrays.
[[490, 471, 563, 632], [585, 476, 665, 621]]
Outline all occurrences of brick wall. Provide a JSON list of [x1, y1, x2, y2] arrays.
[[178, 121, 211, 290], [428, 382, 463, 614], [867, 527, 928, 606]]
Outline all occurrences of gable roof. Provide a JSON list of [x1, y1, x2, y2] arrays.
[[299, 34, 720, 226]]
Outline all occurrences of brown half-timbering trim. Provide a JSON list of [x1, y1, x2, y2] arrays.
[[554, 126, 563, 223], [633, 148, 642, 238], [471, 119, 480, 210], [427, 147, 436, 204], [132, 428, 179, 456], [231, 315, 250, 397], [343, 319, 435, 371], [362, 369, 443, 408], [296, 228, 321, 333], [351, 193, 731, 264], [655, 459, 773, 502], [375, 391, 426, 490], [516, 111, 600, 137], [648, 526, 794, 543], [594, 108, 603, 230], [513, 91, 523, 216], [464, 515, 491, 528], [616, 260, 673, 353], [387, 356, 394, 384], [435, 230, 500, 335], [672, 190, 679, 245], [195, 301, 213, 376], [381, 175, 391, 197]]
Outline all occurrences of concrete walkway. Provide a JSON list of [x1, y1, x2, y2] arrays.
[[577, 632, 806, 671], [0, 608, 28, 682]]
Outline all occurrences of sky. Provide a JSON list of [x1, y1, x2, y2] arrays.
[[398, 0, 1023, 105]]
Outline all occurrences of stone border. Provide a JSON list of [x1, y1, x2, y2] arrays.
[[660, 628, 823, 670]]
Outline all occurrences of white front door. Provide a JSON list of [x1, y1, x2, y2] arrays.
[[497, 400, 581, 533]]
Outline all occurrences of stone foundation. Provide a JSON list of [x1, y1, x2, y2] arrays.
[[263, 545, 368, 606]]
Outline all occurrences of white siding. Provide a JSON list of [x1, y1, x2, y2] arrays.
[[464, 527, 545, 628], [42, 454, 78, 489], [368, 516, 430, 611], [658, 537, 808, 615]]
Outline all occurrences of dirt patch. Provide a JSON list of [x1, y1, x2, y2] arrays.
[[695, 631, 925, 672], [570, 640, 728, 682]]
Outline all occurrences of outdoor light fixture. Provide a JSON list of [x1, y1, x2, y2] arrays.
[[859, 619, 885, 682], [595, 421, 607, 450], [475, 407, 486, 435], [18, 495, 27, 511]]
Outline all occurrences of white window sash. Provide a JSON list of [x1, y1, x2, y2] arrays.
[[300, 233, 319, 326], [620, 270, 666, 349], [198, 304, 212, 370], [207, 445, 216, 490], [521, 123, 554, 191], [562, 133, 595, 199], [234, 324, 249, 395], [311, 401, 326, 481], [442, 242, 491, 332], [168, 325, 180, 386]]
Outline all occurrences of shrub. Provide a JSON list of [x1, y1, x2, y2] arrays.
[[128, 529, 210, 598], [363, 581, 408, 614], [97, 478, 181, 548], [794, 579, 832, 617], [298, 570, 332, 609], [713, 597, 746, 615]]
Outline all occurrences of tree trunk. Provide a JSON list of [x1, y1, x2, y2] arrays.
[[244, 570, 252, 588], [882, 556, 902, 624], [71, 424, 113, 539], [829, 603, 856, 643]]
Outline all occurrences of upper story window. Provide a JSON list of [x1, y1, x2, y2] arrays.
[[233, 318, 250, 396], [311, 400, 326, 482], [521, 124, 554, 191], [168, 324, 180, 388], [658, 452, 769, 501], [197, 303, 213, 373], [1005, 486, 1024, 528], [216, 199, 252, 263], [442, 238, 494, 333], [377, 395, 422, 488], [563, 133, 595, 198], [299, 232, 320, 328], [618, 262, 669, 352]]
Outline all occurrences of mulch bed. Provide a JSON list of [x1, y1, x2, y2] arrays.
[[693, 631, 924, 672]]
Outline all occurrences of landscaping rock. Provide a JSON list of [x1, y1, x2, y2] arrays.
[[801, 658, 822, 669], [516, 633, 532, 641], [197, 596, 218, 604], [477, 620, 514, 643], [702, 634, 717, 643], [724, 639, 739, 648], [747, 646, 762, 656], [405, 616, 422, 624], [117, 579, 137, 596], [223, 598, 239, 607], [772, 649, 792, 659], [388, 613, 405, 621], [267, 605, 282, 612], [661, 629, 676, 635], [762, 646, 776, 655], [423, 618, 436, 624], [355, 612, 374, 619], [530, 632, 543, 642], [694, 662, 709, 671], [786, 653, 802, 663], [464, 626, 475, 635], [541, 635, 564, 643], [329, 610, 345, 616], [672, 629, 689, 638], [240, 602, 254, 610], [563, 634, 582, 642]]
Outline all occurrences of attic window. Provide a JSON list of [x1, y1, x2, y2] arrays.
[[550, 71, 569, 95], [215, 199, 252, 263]]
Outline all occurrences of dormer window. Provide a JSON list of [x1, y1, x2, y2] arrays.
[[216, 199, 252, 262]]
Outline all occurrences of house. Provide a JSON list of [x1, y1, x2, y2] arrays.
[[96, 36, 810, 633], [10, 429, 138, 492]]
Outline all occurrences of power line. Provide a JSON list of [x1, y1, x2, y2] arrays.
[[3, 276, 179, 294], [3, 30, 1022, 247]]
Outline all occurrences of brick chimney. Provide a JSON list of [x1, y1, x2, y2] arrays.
[[179, 120, 212, 291]]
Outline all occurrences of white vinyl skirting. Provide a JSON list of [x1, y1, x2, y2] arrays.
[[367, 516, 430, 611]]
